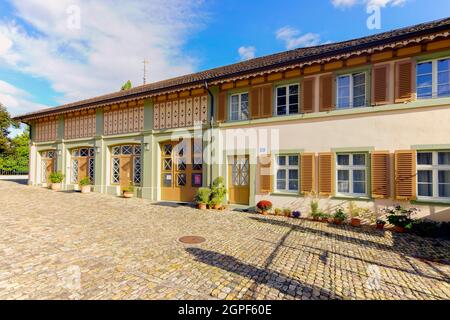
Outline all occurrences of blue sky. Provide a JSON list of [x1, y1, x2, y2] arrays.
[[0, 0, 449, 132]]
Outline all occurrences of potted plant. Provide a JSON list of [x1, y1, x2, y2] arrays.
[[348, 201, 362, 227], [310, 198, 320, 221], [292, 211, 301, 219], [210, 177, 227, 210], [283, 208, 292, 217], [122, 185, 134, 198], [49, 172, 64, 191], [79, 177, 91, 194], [333, 208, 347, 225], [376, 219, 386, 230], [320, 212, 331, 222], [194, 188, 211, 210], [385, 205, 417, 233], [274, 208, 282, 216], [256, 200, 273, 215]]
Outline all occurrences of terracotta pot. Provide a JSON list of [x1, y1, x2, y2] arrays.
[[213, 204, 222, 210], [80, 185, 91, 194], [376, 223, 385, 230], [334, 219, 343, 225], [51, 183, 61, 191], [261, 211, 269, 215], [394, 226, 406, 233], [123, 191, 133, 198], [351, 218, 361, 227], [197, 203, 207, 210]]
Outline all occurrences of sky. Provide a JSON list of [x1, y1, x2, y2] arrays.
[[0, 0, 449, 136]]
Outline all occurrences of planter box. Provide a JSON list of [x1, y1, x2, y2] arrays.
[[80, 185, 91, 194], [51, 183, 61, 191]]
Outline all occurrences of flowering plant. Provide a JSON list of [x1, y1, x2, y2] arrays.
[[257, 200, 273, 212]]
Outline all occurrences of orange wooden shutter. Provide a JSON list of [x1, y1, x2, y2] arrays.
[[301, 78, 315, 113], [318, 153, 334, 196], [319, 74, 334, 112], [250, 87, 261, 119], [394, 150, 417, 200], [217, 91, 227, 122], [301, 153, 315, 194], [259, 155, 272, 194], [371, 151, 390, 199], [372, 64, 390, 105], [250, 84, 273, 119], [395, 60, 415, 102], [261, 84, 273, 118]]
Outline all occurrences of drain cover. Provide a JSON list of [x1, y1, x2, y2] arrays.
[[178, 236, 206, 244]]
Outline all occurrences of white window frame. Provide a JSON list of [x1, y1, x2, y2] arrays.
[[417, 151, 450, 201], [335, 153, 368, 197], [229, 92, 249, 121], [336, 72, 367, 109], [274, 154, 299, 193], [275, 83, 300, 116], [416, 57, 450, 99]]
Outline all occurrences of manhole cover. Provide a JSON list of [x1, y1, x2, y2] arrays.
[[178, 236, 206, 244]]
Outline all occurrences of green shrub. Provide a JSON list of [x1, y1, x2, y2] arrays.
[[195, 188, 211, 204], [283, 208, 292, 216], [79, 177, 90, 186], [49, 172, 64, 183], [384, 205, 417, 229], [274, 208, 282, 215], [210, 177, 227, 205], [310, 199, 319, 217], [333, 208, 347, 221], [123, 185, 134, 193]]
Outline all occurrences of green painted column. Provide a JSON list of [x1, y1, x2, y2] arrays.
[[142, 98, 154, 200], [56, 115, 65, 176], [94, 108, 104, 193]]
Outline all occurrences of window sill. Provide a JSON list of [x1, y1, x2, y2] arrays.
[[412, 199, 450, 206], [332, 195, 372, 202], [270, 192, 301, 198]]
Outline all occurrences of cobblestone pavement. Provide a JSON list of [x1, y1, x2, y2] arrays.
[[0, 181, 449, 300]]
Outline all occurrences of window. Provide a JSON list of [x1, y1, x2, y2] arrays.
[[230, 92, 249, 121], [275, 155, 299, 192], [417, 58, 450, 99], [417, 151, 450, 200], [276, 84, 299, 116], [337, 73, 367, 109], [336, 153, 367, 196]]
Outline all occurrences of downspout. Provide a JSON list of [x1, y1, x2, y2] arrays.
[[204, 81, 214, 188]]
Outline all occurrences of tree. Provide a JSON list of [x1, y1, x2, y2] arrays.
[[0, 102, 16, 155], [120, 80, 132, 91]]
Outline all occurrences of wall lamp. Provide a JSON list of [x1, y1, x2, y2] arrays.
[[144, 143, 150, 151]]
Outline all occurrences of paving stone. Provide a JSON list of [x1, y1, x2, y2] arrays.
[[0, 181, 449, 300]]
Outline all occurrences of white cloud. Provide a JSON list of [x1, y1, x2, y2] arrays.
[[238, 46, 256, 61], [276, 27, 322, 50], [0, 0, 208, 105], [331, 0, 407, 8], [0, 80, 48, 117]]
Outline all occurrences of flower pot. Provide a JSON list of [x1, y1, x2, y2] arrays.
[[197, 203, 207, 210], [261, 211, 269, 215], [51, 183, 61, 191], [334, 219, 343, 225], [394, 226, 406, 233], [123, 191, 133, 198], [213, 204, 222, 210], [80, 185, 91, 194], [351, 218, 361, 227], [376, 223, 385, 230]]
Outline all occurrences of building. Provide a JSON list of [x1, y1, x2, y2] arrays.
[[14, 18, 450, 221]]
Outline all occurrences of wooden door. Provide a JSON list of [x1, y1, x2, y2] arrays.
[[228, 156, 250, 205], [78, 157, 88, 181], [45, 159, 55, 182], [160, 140, 202, 202], [120, 156, 132, 188]]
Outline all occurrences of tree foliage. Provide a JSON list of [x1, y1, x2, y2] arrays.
[[120, 80, 132, 91], [0, 102, 29, 172]]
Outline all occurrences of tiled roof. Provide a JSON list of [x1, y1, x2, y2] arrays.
[[14, 16, 450, 121]]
